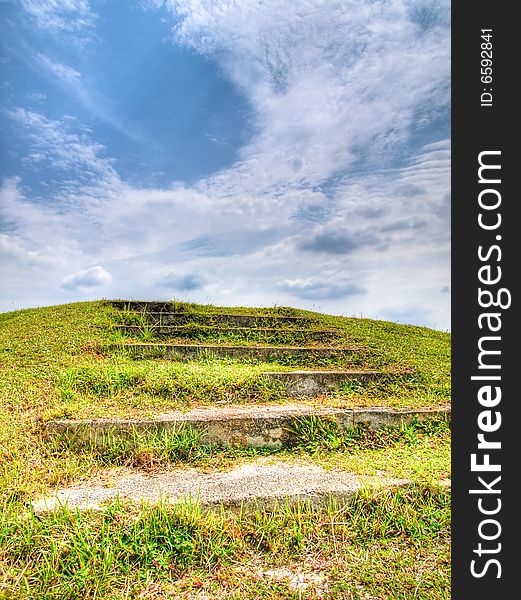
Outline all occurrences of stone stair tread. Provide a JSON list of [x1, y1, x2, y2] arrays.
[[263, 369, 387, 374], [110, 300, 311, 320], [262, 370, 411, 397], [116, 342, 361, 351], [48, 404, 448, 425], [32, 460, 415, 513], [115, 325, 335, 333], [144, 311, 313, 321], [48, 403, 343, 424], [46, 404, 449, 448]]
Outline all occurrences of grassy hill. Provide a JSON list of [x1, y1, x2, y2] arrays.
[[0, 301, 451, 599]]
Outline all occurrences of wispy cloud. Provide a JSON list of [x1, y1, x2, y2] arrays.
[[31, 53, 144, 142], [163, 0, 450, 189], [0, 232, 53, 265], [8, 108, 120, 191], [36, 54, 82, 86], [19, 0, 95, 34]]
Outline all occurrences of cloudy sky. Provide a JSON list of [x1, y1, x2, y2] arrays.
[[0, 0, 450, 329]]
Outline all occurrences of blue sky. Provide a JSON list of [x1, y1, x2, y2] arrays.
[[0, 0, 451, 329]]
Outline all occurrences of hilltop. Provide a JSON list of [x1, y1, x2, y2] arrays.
[[0, 301, 451, 598]]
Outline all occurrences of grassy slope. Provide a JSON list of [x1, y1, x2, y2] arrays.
[[2, 301, 450, 418], [0, 301, 451, 598], [0, 300, 451, 493]]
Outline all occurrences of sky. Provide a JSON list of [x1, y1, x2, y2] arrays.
[[0, 0, 451, 330]]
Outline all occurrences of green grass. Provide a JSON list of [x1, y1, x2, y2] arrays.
[[0, 301, 450, 493], [48, 417, 450, 485], [111, 340, 375, 368], [0, 485, 450, 599], [0, 300, 451, 598], [104, 301, 450, 407], [54, 360, 288, 418], [111, 305, 317, 329], [126, 326, 336, 345], [110, 300, 308, 317]]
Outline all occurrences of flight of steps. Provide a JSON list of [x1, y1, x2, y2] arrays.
[[35, 300, 450, 512]]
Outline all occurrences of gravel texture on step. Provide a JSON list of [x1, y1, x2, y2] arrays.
[[32, 460, 412, 513]]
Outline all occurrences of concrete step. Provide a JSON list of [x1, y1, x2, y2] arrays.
[[32, 460, 418, 513], [262, 370, 406, 397], [110, 300, 182, 312], [114, 325, 338, 342], [110, 301, 307, 322], [139, 312, 315, 327], [46, 404, 450, 449], [113, 342, 365, 363]]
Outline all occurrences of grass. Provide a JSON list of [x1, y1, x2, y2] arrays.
[[110, 300, 308, 317], [105, 301, 450, 408], [111, 341, 375, 368], [47, 417, 450, 485], [54, 360, 288, 418], [0, 486, 450, 599], [111, 324, 344, 349], [285, 414, 449, 452], [0, 300, 451, 598], [112, 305, 316, 329], [0, 301, 450, 491], [51, 425, 211, 467]]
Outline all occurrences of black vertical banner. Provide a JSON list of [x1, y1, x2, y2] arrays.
[[452, 2, 517, 597]]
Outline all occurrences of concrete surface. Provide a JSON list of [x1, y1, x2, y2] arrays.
[[32, 460, 412, 513], [143, 312, 314, 327], [116, 342, 361, 362], [262, 370, 397, 396], [46, 404, 450, 448]]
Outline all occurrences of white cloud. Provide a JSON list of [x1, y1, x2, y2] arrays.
[[162, 0, 450, 190], [0, 177, 78, 265], [8, 108, 120, 191], [36, 54, 82, 86], [61, 266, 112, 291], [0, 232, 54, 265]]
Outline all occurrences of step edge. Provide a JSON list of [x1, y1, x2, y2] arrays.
[[46, 406, 450, 428]]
